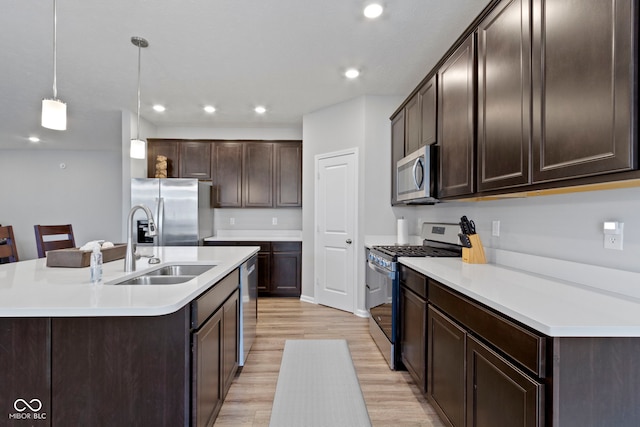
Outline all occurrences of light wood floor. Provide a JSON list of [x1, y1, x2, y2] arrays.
[[214, 298, 445, 427]]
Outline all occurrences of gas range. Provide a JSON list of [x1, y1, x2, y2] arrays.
[[371, 244, 461, 259]]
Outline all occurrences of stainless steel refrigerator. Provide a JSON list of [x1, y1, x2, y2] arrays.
[[130, 178, 213, 246]]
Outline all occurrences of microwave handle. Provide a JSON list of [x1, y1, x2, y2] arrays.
[[412, 157, 424, 189]]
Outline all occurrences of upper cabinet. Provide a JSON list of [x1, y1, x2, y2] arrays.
[[212, 142, 244, 208], [244, 143, 274, 208], [531, 0, 636, 183], [390, 111, 406, 205], [274, 142, 303, 207], [391, 0, 638, 202], [477, 0, 531, 192], [180, 141, 212, 179], [438, 34, 476, 199]]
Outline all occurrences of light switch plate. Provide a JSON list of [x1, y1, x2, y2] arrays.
[[492, 220, 500, 237]]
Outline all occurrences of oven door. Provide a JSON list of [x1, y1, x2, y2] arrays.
[[366, 256, 395, 342]]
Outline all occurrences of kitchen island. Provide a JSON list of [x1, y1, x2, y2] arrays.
[[399, 256, 640, 427], [0, 246, 258, 427]]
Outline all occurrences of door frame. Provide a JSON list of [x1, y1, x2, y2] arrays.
[[313, 147, 360, 314]]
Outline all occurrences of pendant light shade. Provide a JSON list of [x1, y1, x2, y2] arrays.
[[42, 0, 67, 130], [41, 98, 67, 130], [130, 36, 149, 159]]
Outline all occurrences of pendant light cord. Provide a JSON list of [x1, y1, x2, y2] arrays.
[[52, 0, 58, 99], [136, 43, 142, 141]]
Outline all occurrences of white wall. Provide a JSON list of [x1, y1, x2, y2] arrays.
[[302, 95, 404, 310], [1, 149, 123, 260], [156, 126, 302, 141], [400, 186, 640, 273]]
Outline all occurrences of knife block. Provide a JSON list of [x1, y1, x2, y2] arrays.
[[462, 234, 486, 264]]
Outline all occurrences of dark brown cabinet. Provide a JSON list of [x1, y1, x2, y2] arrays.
[[212, 142, 244, 208], [221, 290, 239, 398], [203, 241, 301, 297], [420, 76, 437, 148], [271, 242, 302, 297], [147, 139, 180, 178], [428, 306, 466, 427], [531, 0, 636, 183], [275, 142, 303, 207], [466, 334, 543, 427], [405, 93, 421, 155], [390, 111, 405, 205], [181, 141, 212, 179], [192, 306, 223, 427], [477, 0, 531, 191], [244, 143, 274, 207], [400, 283, 427, 394], [438, 34, 476, 198]]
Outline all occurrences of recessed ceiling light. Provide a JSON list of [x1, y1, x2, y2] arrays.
[[153, 104, 166, 112], [345, 68, 360, 79], [364, 3, 383, 19], [255, 106, 266, 114], [204, 105, 216, 113], [28, 136, 40, 143]]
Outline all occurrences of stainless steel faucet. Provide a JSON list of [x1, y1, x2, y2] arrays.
[[125, 204, 158, 272]]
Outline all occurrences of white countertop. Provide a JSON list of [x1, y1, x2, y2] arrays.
[[400, 257, 640, 337], [205, 229, 302, 242], [0, 246, 258, 317]]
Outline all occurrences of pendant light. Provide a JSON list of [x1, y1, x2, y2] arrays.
[[130, 36, 149, 159], [41, 0, 67, 130]]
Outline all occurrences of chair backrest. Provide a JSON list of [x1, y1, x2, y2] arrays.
[[34, 224, 76, 258], [0, 225, 19, 263]]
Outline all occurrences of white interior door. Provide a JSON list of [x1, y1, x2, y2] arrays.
[[315, 149, 357, 313]]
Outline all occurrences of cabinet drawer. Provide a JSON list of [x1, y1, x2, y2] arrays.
[[272, 241, 301, 252], [192, 269, 239, 330], [399, 265, 428, 299], [429, 280, 546, 377]]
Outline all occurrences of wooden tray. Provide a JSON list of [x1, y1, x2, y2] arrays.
[[46, 244, 127, 268]]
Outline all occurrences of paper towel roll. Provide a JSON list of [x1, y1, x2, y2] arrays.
[[397, 218, 409, 245]]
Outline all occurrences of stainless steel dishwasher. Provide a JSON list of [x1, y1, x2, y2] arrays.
[[239, 254, 258, 366]]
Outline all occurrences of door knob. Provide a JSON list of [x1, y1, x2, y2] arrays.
[[346, 239, 352, 244]]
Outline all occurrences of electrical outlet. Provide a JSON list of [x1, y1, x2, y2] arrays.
[[604, 234, 623, 250], [272, 217, 278, 225], [229, 217, 235, 225], [492, 220, 500, 237]]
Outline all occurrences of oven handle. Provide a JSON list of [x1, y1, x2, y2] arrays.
[[367, 260, 395, 279]]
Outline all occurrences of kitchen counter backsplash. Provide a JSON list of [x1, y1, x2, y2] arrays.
[[206, 229, 302, 241]]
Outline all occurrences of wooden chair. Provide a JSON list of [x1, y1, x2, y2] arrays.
[[34, 224, 76, 258], [0, 225, 19, 263]]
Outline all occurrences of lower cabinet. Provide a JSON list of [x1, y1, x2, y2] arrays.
[[221, 290, 239, 396], [428, 306, 466, 427], [204, 241, 301, 297], [192, 307, 223, 427], [400, 281, 427, 393]]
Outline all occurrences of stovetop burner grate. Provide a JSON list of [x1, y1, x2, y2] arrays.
[[372, 245, 461, 259]]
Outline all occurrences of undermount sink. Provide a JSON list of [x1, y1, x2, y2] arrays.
[[110, 263, 217, 286]]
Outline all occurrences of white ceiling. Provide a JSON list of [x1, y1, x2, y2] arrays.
[[0, 0, 491, 150]]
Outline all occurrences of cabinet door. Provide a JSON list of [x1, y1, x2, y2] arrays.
[[212, 142, 243, 208], [405, 93, 421, 154], [466, 335, 543, 427], [147, 139, 180, 178], [477, 0, 531, 191], [275, 142, 302, 207], [421, 76, 437, 147], [270, 242, 301, 297], [244, 143, 274, 207], [222, 290, 239, 398], [400, 285, 427, 394], [181, 141, 212, 179], [532, 0, 636, 183], [428, 306, 466, 427], [192, 309, 223, 427], [0, 318, 51, 427], [438, 34, 476, 198], [391, 111, 405, 205]]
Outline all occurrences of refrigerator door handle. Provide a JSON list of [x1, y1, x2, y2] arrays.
[[157, 197, 165, 246]]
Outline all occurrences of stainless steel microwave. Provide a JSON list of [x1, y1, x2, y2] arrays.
[[396, 145, 437, 204]]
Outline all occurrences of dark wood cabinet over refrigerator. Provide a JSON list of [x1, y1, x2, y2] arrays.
[[438, 34, 476, 198]]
